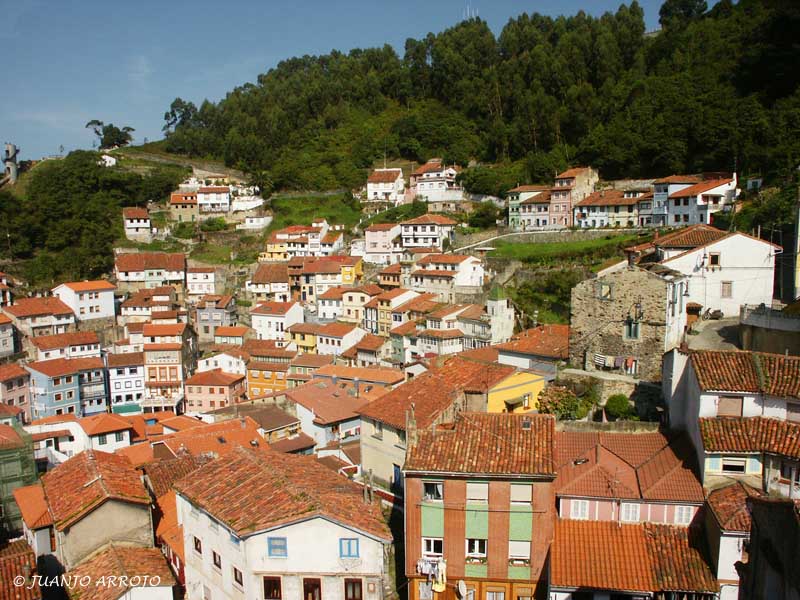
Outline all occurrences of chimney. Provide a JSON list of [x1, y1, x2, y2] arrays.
[[406, 404, 418, 447]]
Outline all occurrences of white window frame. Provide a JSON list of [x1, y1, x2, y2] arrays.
[[674, 505, 693, 525], [465, 538, 487, 559], [422, 537, 443, 557], [423, 481, 443, 502], [510, 484, 532, 506], [620, 502, 640, 523], [466, 482, 488, 503], [569, 499, 589, 520]]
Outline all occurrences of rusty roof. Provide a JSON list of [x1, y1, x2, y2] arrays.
[[4, 296, 74, 318], [13, 483, 52, 530], [691, 350, 800, 399], [251, 262, 289, 284], [496, 324, 570, 360], [669, 179, 732, 198], [699, 416, 800, 459], [0, 539, 41, 600], [114, 252, 186, 273], [707, 482, 764, 532], [27, 356, 103, 378]]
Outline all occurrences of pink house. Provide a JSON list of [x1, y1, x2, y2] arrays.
[[184, 369, 246, 415], [364, 223, 401, 265], [0, 363, 32, 423], [555, 430, 704, 527]]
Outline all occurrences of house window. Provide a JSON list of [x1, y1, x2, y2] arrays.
[[674, 506, 693, 525], [263, 577, 282, 600], [344, 579, 362, 600], [267, 537, 287, 557], [623, 319, 640, 340], [718, 396, 743, 417], [508, 540, 530, 563], [193, 537, 202, 555], [721, 281, 733, 298], [596, 282, 612, 300], [212, 551, 221, 570], [339, 538, 359, 558], [419, 582, 434, 600], [721, 457, 747, 474], [788, 402, 800, 423], [709, 253, 720, 267], [570, 499, 589, 520], [115, 432, 124, 443], [422, 537, 443, 557], [486, 591, 505, 600], [423, 481, 443, 502], [233, 567, 243, 588], [621, 502, 640, 523], [515, 588, 533, 600], [98, 434, 107, 445], [372, 421, 383, 439], [465, 538, 487, 559], [510, 484, 532, 506], [466, 482, 488, 503], [779, 461, 799, 484]]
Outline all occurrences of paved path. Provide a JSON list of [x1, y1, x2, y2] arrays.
[[686, 318, 741, 351]]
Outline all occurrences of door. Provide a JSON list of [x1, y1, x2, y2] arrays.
[[344, 579, 362, 600], [392, 464, 403, 493], [303, 578, 321, 600]]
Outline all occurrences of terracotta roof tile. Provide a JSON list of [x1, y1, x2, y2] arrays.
[[0, 363, 29, 382], [107, 352, 144, 368], [251, 301, 297, 316], [577, 189, 640, 207], [707, 482, 764, 532], [65, 545, 176, 600], [269, 432, 316, 453], [0, 539, 41, 600], [400, 214, 457, 226], [284, 380, 386, 425], [699, 416, 800, 459], [496, 325, 569, 360], [155, 490, 184, 562], [406, 412, 554, 476], [27, 357, 103, 378], [160, 417, 263, 458], [358, 355, 515, 430], [556, 167, 592, 179], [411, 269, 456, 279], [313, 364, 402, 385], [367, 169, 403, 184], [169, 192, 197, 205], [520, 190, 551, 205], [80, 413, 133, 436], [366, 223, 399, 232], [654, 175, 702, 185], [317, 322, 359, 338], [691, 350, 800, 399], [4, 296, 74, 318], [41, 450, 150, 530], [290, 353, 334, 368], [185, 368, 244, 387], [13, 483, 52, 530], [417, 254, 469, 266], [122, 207, 148, 219], [114, 252, 186, 273], [251, 262, 289, 284], [141, 453, 214, 497], [669, 178, 732, 198], [508, 184, 550, 193], [174, 446, 392, 540], [551, 520, 717, 594]]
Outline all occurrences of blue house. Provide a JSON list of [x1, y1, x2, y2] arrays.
[[25, 357, 107, 418]]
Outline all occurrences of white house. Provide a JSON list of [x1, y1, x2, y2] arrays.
[[364, 223, 401, 265], [246, 263, 290, 303], [366, 168, 405, 204], [197, 186, 231, 214], [409, 159, 463, 202], [318, 287, 347, 321], [399, 215, 456, 251], [114, 253, 187, 294], [410, 254, 484, 303], [251, 301, 304, 341], [107, 352, 145, 415], [174, 447, 392, 600], [656, 231, 779, 317], [197, 349, 248, 378], [79, 412, 134, 452], [667, 176, 739, 227], [316, 323, 367, 356], [31, 331, 101, 361], [122, 207, 151, 242], [52, 280, 116, 321], [187, 267, 217, 299]]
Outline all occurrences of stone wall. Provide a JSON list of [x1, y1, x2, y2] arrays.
[[569, 267, 670, 382]]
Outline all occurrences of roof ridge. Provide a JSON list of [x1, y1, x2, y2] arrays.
[[752, 353, 769, 394]]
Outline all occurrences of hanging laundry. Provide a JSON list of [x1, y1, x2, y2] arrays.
[[614, 356, 624, 368]]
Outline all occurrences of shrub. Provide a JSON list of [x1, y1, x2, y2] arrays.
[[605, 394, 636, 421], [538, 386, 593, 421], [200, 217, 227, 232], [172, 222, 196, 239]]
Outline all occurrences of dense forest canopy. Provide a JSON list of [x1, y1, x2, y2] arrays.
[[160, 0, 800, 191]]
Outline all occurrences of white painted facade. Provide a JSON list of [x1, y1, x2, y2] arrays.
[[251, 303, 304, 341], [667, 177, 739, 226], [317, 327, 367, 356], [197, 187, 231, 214], [364, 225, 401, 265], [659, 233, 777, 316], [108, 362, 145, 410], [177, 495, 388, 600], [399, 221, 455, 251], [319, 297, 343, 321], [52, 284, 115, 321], [187, 270, 216, 298], [366, 169, 405, 204], [36, 340, 101, 361], [197, 352, 248, 377]]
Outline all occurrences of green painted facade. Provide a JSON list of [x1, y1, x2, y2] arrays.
[[421, 502, 444, 538], [465, 564, 488, 578], [508, 505, 533, 541], [465, 506, 489, 539], [507, 566, 531, 580]]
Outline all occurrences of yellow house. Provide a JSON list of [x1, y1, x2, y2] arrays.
[[247, 361, 290, 397], [340, 257, 363, 285], [259, 234, 288, 262], [285, 323, 322, 354], [486, 370, 547, 414]]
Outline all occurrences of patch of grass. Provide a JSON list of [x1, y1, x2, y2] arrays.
[[190, 243, 232, 264], [490, 234, 642, 266], [365, 200, 427, 226], [268, 194, 362, 232]]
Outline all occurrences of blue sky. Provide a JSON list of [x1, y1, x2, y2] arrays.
[[2, 0, 670, 159]]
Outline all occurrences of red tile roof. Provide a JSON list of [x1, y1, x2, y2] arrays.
[[519, 190, 551, 205], [59, 280, 116, 292], [419, 328, 464, 340], [411, 159, 445, 176], [313, 364, 403, 385], [284, 380, 384, 424], [122, 207, 148, 219], [141, 322, 186, 337], [417, 254, 469, 266], [185, 368, 244, 387], [551, 520, 718, 594], [358, 355, 516, 430], [577, 189, 640, 207], [169, 192, 197, 205], [174, 446, 392, 540], [41, 450, 150, 530], [115, 252, 186, 273], [0, 539, 41, 600], [411, 269, 456, 279], [380, 263, 402, 275], [141, 453, 214, 497], [319, 286, 349, 300], [367, 169, 403, 184], [65, 544, 176, 600], [509, 184, 550, 193], [406, 412, 554, 476], [80, 413, 133, 436], [554, 431, 703, 503], [4, 296, 74, 318], [669, 179, 732, 198], [690, 350, 800, 399], [31, 330, 99, 351], [13, 483, 53, 530], [198, 186, 229, 193], [155, 490, 184, 563], [251, 301, 297, 316], [290, 353, 334, 368], [654, 175, 702, 185], [159, 417, 263, 458], [707, 482, 764, 532], [317, 322, 359, 338], [251, 262, 289, 284], [214, 325, 249, 337], [27, 356, 103, 378], [269, 432, 316, 453], [556, 167, 592, 180], [366, 223, 399, 232], [400, 214, 457, 226], [699, 416, 800, 460], [0, 363, 28, 382], [496, 325, 570, 360]]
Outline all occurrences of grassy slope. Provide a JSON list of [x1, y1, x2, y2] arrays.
[[267, 195, 362, 232], [489, 233, 642, 265]]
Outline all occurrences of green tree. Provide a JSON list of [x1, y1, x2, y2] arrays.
[[468, 202, 501, 229], [659, 0, 707, 29]]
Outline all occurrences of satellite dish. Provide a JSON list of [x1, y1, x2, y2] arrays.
[[457, 581, 467, 598]]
